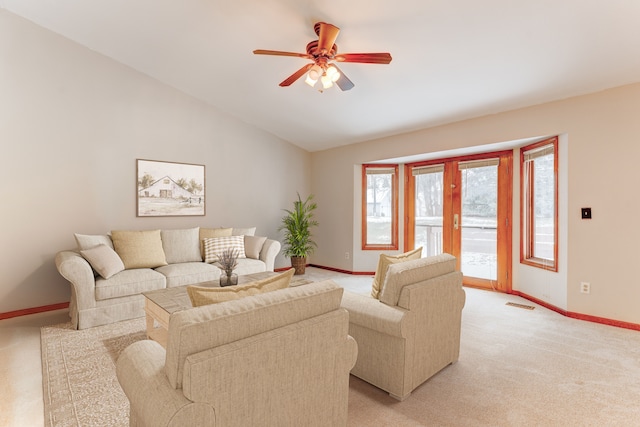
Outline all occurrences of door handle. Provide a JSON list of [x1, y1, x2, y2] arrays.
[[454, 214, 459, 230]]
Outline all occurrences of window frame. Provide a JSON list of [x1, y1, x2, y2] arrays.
[[520, 136, 559, 271], [362, 164, 399, 250]]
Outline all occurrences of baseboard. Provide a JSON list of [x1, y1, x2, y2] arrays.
[[275, 264, 374, 276], [510, 290, 640, 332], [0, 302, 69, 321], [308, 264, 375, 276]]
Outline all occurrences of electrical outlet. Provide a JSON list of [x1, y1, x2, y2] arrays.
[[580, 282, 590, 294], [345, 252, 350, 260]]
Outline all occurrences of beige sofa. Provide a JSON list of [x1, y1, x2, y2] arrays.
[[55, 227, 280, 329], [116, 280, 358, 427], [340, 254, 466, 400]]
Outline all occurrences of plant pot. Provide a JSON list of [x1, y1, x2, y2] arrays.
[[219, 272, 238, 287], [290, 256, 307, 275]]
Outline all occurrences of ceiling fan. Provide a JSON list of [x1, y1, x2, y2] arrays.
[[253, 22, 392, 91]]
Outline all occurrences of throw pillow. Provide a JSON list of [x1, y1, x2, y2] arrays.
[[161, 228, 202, 263], [371, 247, 423, 299], [111, 230, 168, 269], [244, 235, 267, 259], [187, 269, 295, 307], [379, 254, 458, 307], [203, 235, 246, 263], [199, 227, 233, 257], [80, 244, 125, 279], [74, 233, 114, 250], [232, 227, 257, 236]]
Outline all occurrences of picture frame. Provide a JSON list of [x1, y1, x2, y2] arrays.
[[136, 159, 205, 217]]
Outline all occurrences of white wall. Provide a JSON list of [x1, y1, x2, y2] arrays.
[[311, 83, 640, 325], [0, 11, 310, 314]]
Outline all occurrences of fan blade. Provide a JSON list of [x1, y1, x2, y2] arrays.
[[333, 65, 354, 91], [335, 52, 392, 64], [253, 49, 311, 59], [316, 22, 340, 54], [279, 63, 313, 87]]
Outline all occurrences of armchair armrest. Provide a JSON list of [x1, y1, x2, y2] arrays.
[[259, 238, 281, 271], [116, 340, 214, 427], [341, 291, 408, 338]]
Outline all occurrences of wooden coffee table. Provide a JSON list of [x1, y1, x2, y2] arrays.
[[142, 271, 312, 347]]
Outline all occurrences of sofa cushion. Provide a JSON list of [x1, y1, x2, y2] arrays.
[[244, 235, 267, 259], [187, 268, 295, 307], [111, 230, 168, 269], [74, 233, 114, 250], [95, 268, 166, 300], [161, 228, 202, 264], [203, 236, 246, 263], [232, 226, 256, 236], [80, 244, 125, 279], [154, 262, 220, 288], [379, 253, 457, 306], [371, 247, 423, 299], [234, 258, 268, 275]]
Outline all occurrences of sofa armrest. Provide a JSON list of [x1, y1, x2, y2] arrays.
[[55, 251, 97, 326], [341, 291, 408, 338], [397, 271, 465, 312], [259, 238, 281, 271], [116, 340, 214, 427], [344, 335, 359, 370]]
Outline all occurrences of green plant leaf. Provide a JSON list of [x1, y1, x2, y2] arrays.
[[278, 193, 319, 258]]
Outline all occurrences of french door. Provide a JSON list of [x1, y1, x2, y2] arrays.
[[405, 151, 512, 292]]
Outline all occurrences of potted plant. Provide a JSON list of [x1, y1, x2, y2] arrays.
[[216, 247, 239, 286], [279, 193, 318, 275]]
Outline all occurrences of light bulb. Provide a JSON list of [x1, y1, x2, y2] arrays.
[[326, 65, 340, 82], [321, 74, 333, 89], [305, 74, 318, 87], [308, 65, 322, 81]]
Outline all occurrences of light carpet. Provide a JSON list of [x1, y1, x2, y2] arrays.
[[41, 288, 640, 426]]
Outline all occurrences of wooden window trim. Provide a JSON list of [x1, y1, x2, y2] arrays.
[[520, 136, 559, 271], [362, 164, 399, 250]]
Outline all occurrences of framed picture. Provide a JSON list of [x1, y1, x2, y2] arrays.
[[137, 159, 205, 217]]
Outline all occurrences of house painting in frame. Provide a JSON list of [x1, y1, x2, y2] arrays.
[[137, 159, 205, 217]]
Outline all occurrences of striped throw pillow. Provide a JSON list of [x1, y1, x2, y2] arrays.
[[203, 236, 246, 263]]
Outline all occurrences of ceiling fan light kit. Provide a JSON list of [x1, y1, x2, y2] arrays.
[[254, 22, 392, 92]]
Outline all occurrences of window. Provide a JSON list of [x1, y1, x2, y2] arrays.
[[520, 137, 558, 271], [362, 164, 398, 250]]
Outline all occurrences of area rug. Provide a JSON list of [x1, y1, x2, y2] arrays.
[[41, 318, 146, 427]]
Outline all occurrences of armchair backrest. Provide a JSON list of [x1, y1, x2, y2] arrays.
[[379, 253, 457, 307], [164, 280, 344, 389]]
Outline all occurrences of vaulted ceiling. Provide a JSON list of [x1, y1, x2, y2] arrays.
[[4, 0, 640, 151]]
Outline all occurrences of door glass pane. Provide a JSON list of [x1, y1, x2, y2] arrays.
[[414, 170, 443, 256], [460, 164, 497, 280]]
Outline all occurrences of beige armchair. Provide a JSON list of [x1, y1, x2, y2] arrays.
[[116, 280, 357, 427], [341, 254, 465, 400]]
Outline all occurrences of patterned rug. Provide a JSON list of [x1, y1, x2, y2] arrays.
[[41, 318, 146, 427]]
